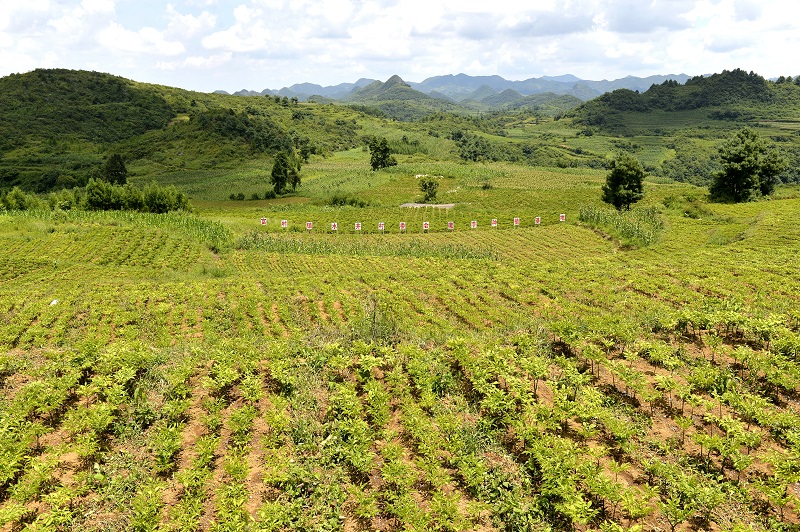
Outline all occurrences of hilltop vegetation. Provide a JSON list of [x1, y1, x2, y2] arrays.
[[4, 67, 800, 199]]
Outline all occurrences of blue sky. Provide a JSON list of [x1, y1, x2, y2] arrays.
[[1, 0, 797, 93]]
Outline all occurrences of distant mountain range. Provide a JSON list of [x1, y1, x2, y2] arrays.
[[216, 73, 692, 103]]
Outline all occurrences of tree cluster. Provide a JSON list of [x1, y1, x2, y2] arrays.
[[194, 108, 293, 153], [1, 180, 190, 213], [602, 128, 787, 208]]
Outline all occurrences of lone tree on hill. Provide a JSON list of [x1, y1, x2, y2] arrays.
[[270, 150, 302, 195], [602, 152, 645, 210], [270, 152, 289, 194], [710, 128, 786, 202], [419, 176, 438, 203], [102, 154, 128, 185], [368, 137, 397, 171]]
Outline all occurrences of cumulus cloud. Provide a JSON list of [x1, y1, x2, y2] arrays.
[[201, 5, 269, 52], [733, 0, 761, 22], [706, 34, 753, 53], [601, 0, 695, 33], [166, 5, 216, 38], [97, 22, 185, 55], [0, 0, 52, 31], [80, 0, 114, 15], [503, 12, 596, 37], [156, 52, 232, 70]]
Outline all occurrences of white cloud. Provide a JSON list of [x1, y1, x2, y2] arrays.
[[706, 33, 753, 53], [602, 0, 695, 33], [97, 22, 185, 55], [0, 0, 51, 30], [733, 0, 761, 21], [156, 52, 232, 70], [80, 0, 114, 15], [166, 4, 216, 38], [202, 5, 269, 52]]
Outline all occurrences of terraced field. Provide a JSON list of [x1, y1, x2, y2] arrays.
[[2, 161, 800, 531]]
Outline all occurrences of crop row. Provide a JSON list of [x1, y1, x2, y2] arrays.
[[2, 319, 799, 530]]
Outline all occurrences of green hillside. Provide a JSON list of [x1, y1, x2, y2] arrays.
[[344, 75, 464, 120], [0, 69, 174, 145], [0, 70, 383, 193], [3, 68, 800, 199], [570, 69, 800, 134]]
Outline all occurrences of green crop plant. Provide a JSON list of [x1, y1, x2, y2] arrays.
[[227, 405, 257, 451], [130, 479, 165, 532], [151, 422, 183, 474]]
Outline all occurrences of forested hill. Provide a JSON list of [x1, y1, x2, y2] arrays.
[[570, 69, 800, 133], [0, 69, 175, 146], [0, 69, 368, 192], [342, 75, 464, 120]]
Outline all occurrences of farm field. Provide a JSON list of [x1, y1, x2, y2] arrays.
[[1, 153, 800, 532]]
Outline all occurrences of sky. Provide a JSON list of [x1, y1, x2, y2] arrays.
[[1, 0, 798, 93]]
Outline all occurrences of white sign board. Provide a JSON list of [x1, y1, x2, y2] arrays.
[[535, 217, 541, 225], [513, 217, 520, 227], [260, 218, 267, 226], [331, 222, 338, 231], [280, 219, 288, 229], [378, 222, 385, 231], [306, 221, 313, 231], [447, 221, 454, 230], [471, 220, 477, 229], [354, 222, 361, 231], [400, 222, 406, 232], [560, 213, 566, 222], [491, 219, 498, 228], [423, 221, 430, 231]]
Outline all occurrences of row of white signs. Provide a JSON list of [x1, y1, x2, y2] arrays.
[[259, 214, 567, 231]]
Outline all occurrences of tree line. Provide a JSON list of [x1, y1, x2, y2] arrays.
[[1, 155, 189, 214], [603, 128, 786, 210]]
